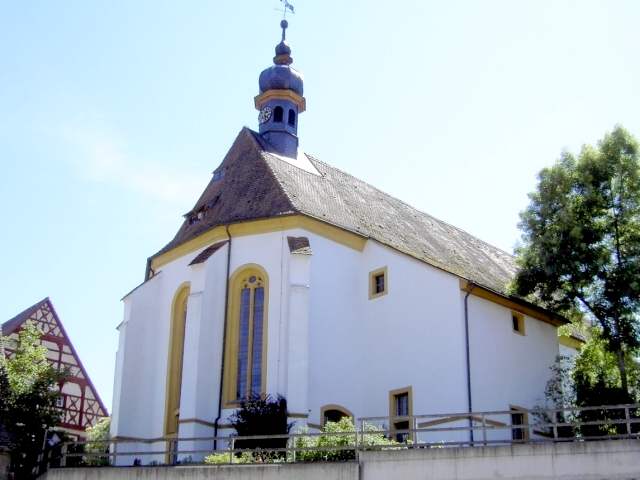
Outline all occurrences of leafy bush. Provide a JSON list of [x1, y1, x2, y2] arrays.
[[204, 451, 256, 464], [295, 417, 398, 462], [230, 395, 292, 455]]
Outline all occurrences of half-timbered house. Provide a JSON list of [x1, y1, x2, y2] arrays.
[[2, 298, 108, 440]]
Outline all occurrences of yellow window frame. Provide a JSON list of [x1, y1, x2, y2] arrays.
[[223, 264, 269, 407], [369, 266, 388, 300]]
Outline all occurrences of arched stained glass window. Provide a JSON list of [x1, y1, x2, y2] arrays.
[[224, 266, 268, 405]]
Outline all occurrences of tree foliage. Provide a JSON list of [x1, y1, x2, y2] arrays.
[[0, 322, 62, 479], [513, 126, 640, 393], [538, 324, 639, 438], [84, 417, 111, 466]]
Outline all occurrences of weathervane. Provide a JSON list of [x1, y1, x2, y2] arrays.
[[280, 0, 295, 18]]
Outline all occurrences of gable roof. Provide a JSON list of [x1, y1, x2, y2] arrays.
[[1, 297, 49, 336], [153, 128, 516, 294]]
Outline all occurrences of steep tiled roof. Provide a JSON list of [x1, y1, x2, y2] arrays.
[[155, 129, 295, 257], [189, 241, 228, 265], [154, 128, 516, 294]]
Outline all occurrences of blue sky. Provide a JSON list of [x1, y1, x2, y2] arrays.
[[1, 1, 639, 411]]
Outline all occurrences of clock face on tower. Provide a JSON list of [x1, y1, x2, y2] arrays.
[[258, 106, 273, 124]]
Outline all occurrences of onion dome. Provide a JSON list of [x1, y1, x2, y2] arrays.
[[258, 20, 304, 96]]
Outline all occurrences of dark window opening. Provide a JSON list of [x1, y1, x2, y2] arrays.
[[274, 106, 284, 123], [512, 313, 524, 334], [288, 109, 296, 126], [323, 409, 349, 425], [511, 410, 526, 441], [393, 420, 409, 443], [374, 274, 385, 294], [395, 393, 409, 417]]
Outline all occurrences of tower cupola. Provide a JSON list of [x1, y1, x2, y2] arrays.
[[255, 19, 306, 158]]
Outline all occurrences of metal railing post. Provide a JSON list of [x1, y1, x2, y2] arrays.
[[354, 424, 359, 461], [290, 434, 296, 463], [625, 406, 631, 437], [552, 410, 558, 441], [481, 414, 487, 445], [229, 437, 235, 464], [112, 440, 118, 467], [60, 443, 67, 468]]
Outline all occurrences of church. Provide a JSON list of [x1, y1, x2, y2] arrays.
[[110, 20, 572, 462]]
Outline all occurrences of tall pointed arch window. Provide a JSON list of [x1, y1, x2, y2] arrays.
[[224, 265, 269, 405]]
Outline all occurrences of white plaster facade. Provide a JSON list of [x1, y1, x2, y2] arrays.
[[111, 225, 565, 463]]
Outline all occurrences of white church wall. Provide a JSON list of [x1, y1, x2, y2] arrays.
[[304, 236, 470, 435], [109, 302, 129, 441], [358, 241, 470, 417], [467, 294, 559, 441], [111, 273, 166, 464], [304, 231, 362, 426], [112, 224, 563, 457]]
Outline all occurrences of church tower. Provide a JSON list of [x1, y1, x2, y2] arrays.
[[255, 19, 306, 158]]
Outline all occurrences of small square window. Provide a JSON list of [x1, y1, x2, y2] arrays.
[[512, 312, 525, 335], [369, 267, 388, 299]]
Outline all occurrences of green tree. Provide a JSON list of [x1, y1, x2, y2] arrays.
[[84, 417, 111, 466], [0, 322, 62, 479], [538, 325, 639, 438], [513, 126, 640, 395]]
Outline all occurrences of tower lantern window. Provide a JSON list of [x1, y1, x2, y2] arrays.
[[288, 109, 296, 126], [274, 106, 284, 123]]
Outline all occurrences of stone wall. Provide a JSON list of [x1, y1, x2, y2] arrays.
[[42, 440, 640, 480]]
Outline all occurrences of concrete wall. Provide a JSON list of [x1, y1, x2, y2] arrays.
[[42, 440, 640, 480], [360, 440, 640, 480], [43, 462, 358, 480]]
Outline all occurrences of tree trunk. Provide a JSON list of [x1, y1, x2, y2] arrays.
[[616, 348, 629, 397]]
